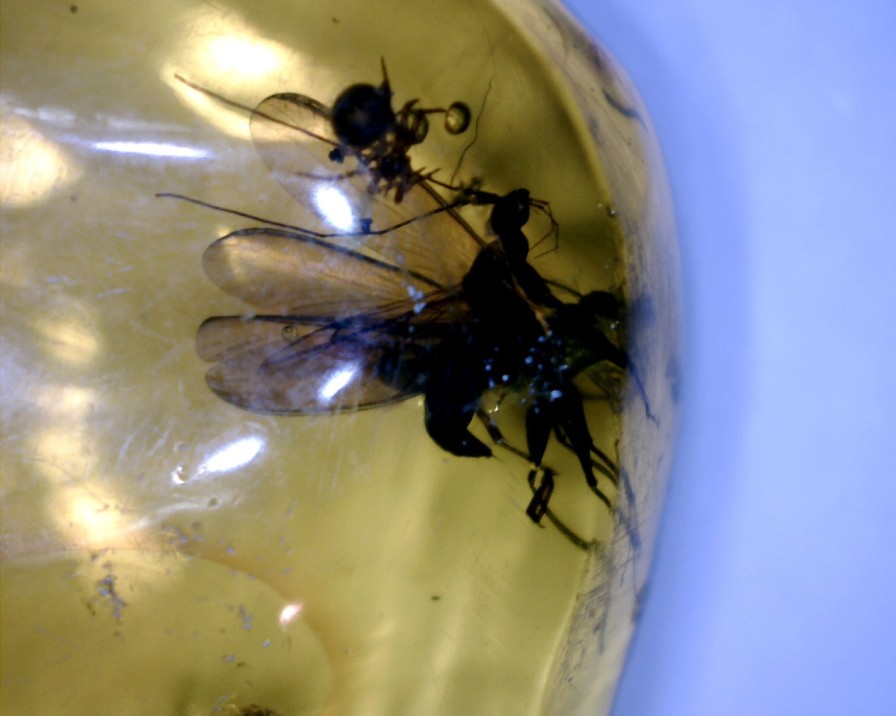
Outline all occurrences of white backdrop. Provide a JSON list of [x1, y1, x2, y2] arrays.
[[559, 1, 896, 714]]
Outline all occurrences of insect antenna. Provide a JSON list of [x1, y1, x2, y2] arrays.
[[527, 469, 595, 552], [173, 74, 337, 149], [157, 191, 479, 243]]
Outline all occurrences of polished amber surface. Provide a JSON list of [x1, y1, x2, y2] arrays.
[[0, 1, 677, 714]]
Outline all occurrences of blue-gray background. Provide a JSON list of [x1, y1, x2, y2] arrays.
[[560, 1, 896, 714]]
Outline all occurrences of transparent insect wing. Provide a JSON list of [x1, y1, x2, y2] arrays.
[[204, 228, 423, 315], [201, 184, 487, 314], [249, 94, 360, 227], [197, 316, 413, 414], [355, 184, 487, 291], [196, 296, 462, 414], [201, 216, 477, 317], [251, 91, 428, 236]]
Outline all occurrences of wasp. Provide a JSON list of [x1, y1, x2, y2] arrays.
[[182, 184, 628, 526]]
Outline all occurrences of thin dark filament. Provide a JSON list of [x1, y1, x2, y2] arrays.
[[174, 74, 337, 149], [220, 226, 447, 292], [449, 76, 493, 185], [157, 191, 472, 241]]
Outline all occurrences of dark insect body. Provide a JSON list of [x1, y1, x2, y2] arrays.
[[174, 62, 557, 249], [186, 187, 628, 526], [327, 59, 472, 197], [174, 59, 470, 226], [166, 65, 630, 530]]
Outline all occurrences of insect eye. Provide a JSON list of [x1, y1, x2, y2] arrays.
[[331, 83, 396, 148], [444, 101, 471, 134]]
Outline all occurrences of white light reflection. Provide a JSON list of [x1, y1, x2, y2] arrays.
[[36, 308, 100, 367], [62, 486, 126, 545], [32, 425, 97, 485], [94, 141, 209, 159], [35, 384, 96, 418], [161, 8, 300, 139], [170, 464, 188, 485], [0, 115, 82, 208], [205, 35, 283, 77], [313, 186, 356, 231], [195, 436, 265, 477], [27, 423, 129, 545], [319, 366, 357, 402], [279, 603, 303, 626]]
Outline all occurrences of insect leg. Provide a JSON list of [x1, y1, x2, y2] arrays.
[[423, 354, 491, 458], [525, 469, 595, 551], [523, 402, 577, 522], [549, 388, 614, 511], [424, 407, 491, 457], [552, 431, 620, 487], [526, 398, 615, 507], [524, 402, 553, 467], [475, 410, 530, 461], [473, 415, 596, 550], [475, 410, 561, 525], [526, 468, 554, 523]]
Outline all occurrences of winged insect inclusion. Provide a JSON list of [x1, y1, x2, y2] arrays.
[[183, 184, 629, 534], [172, 63, 557, 248], [173, 59, 472, 232], [165, 67, 633, 536]]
